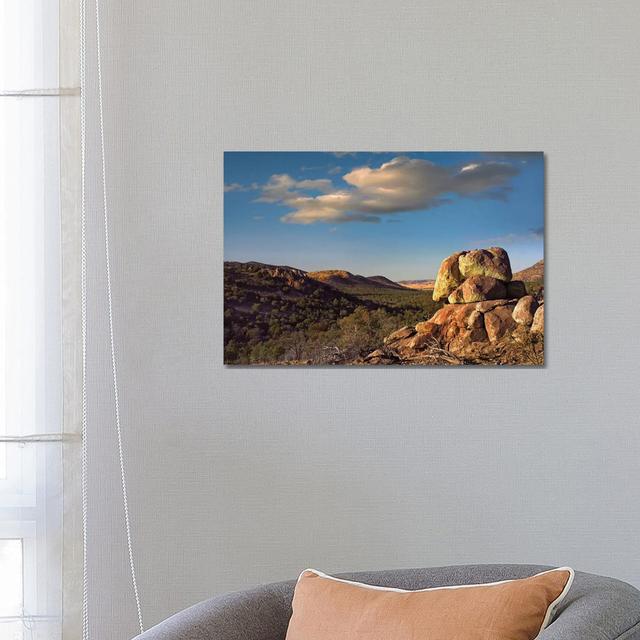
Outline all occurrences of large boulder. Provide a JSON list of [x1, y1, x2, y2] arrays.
[[512, 295, 539, 325], [428, 303, 483, 347], [458, 247, 512, 282], [530, 304, 544, 334], [430, 302, 476, 328], [432, 251, 465, 301], [447, 275, 507, 304], [507, 280, 527, 299], [484, 304, 517, 342]]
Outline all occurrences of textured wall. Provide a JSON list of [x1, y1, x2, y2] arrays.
[[84, 2, 640, 638]]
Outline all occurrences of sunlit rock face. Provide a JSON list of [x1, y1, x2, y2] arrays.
[[368, 247, 543, 366], [433, 246, 514, 303]]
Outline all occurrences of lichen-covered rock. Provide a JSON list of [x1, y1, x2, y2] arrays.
[[530, 304, 544, 334], [447, 275, 508, 304], [507, 280, 527, 299], [383, 325, 415, 344], [432, 251, 466, 301], [484, 305, 517, 342], [512, 295, 539, 325], [458, 247, 512, 282]]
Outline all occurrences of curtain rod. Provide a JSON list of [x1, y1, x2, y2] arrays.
[[0, 433, 81, 443], [0, 87, 80, 97]]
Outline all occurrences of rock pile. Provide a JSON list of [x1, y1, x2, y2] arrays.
[[366, 247, 544, 364], [433, 247, 520, 303]]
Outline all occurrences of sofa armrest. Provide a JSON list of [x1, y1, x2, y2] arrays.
[[539, 574, 640, 640], [134, 581, 294, 640]]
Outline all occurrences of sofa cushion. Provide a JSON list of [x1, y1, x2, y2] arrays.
[[285, 567, 574, 640]]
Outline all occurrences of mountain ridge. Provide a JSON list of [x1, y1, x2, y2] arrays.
[[228, 261, 409, 292], [513, 259, 544, 282], [308, 269, 405, 290]]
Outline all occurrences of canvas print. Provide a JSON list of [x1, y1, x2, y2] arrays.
[[224, 152, 544, 366]]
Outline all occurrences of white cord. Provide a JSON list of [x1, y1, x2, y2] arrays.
[[79, 0, 89, 637], [94, 0, 145, 633]]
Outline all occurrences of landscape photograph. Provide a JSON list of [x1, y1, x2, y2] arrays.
[[224, 152, 544, 366]]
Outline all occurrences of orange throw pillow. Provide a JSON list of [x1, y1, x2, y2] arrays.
[[285, 567, 574, 640]]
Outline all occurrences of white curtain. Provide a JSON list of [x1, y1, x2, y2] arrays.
[[0, 1, 81, 638]]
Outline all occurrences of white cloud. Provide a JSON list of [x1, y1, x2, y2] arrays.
[[450, 161, 518, 197], [341, 156, 451, 214], [257, 156, 521, 224], [256, 174, 334, 205]]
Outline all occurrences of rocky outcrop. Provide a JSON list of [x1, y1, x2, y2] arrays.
[[433, 247, 512, 302], [447, 275, 507, 304], [369, 247, 544, 365]]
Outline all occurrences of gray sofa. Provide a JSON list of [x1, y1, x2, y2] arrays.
[[135, 564, 640, 639]]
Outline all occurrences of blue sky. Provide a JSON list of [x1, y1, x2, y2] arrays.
[[224, 152, 544, 280]]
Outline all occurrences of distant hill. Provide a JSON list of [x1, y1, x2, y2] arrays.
[[308, 269, 373, 288], [224, 261, 385, 363], [309, 270, 404, 291], [366, 275, 407, 290], [398, 279, 436, 290], [225, 262, 365, 313], [513, 259, 544, 282]]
